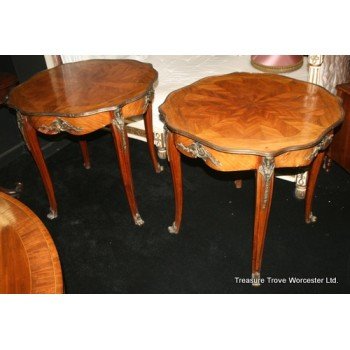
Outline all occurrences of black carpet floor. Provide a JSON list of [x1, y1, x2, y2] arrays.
[[1, 131, 350, 293]]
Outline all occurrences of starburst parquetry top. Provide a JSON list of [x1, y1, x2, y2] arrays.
[[159, 73, 343, 156]]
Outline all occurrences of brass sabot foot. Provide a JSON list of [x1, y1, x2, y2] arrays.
[[252, 272, 261, 287], [306, 212, 317, 224], [168, 222, 179, 234], [134, 213, 145, 226], [47, 208, 58, 220]]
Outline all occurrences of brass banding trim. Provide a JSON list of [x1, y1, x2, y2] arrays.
[[163, 120, 342, 158], [7, 59, 158, 118], [159, 71, 344, 158], [8, 85, 155, 118], [161, 99, 344, 158]]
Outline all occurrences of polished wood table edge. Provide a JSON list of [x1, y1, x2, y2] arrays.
[[7, 84, 157, 118], [159, 70, 341, 105], [6, 59, 161, 225], [162, 72, 343, 286], [7, 59, 158, 117], [162, 113, 344, 158], [159, 71, 344, 156], [0, 192, 64, 293]]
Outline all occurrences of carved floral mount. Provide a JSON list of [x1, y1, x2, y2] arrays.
[[307, 133, 334, 161], [258, 157, 275, 209], [38, 118, 83, 134], [177, 142, 222, 167]]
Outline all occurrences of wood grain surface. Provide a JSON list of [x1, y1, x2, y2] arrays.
[[7, 59, 161, 223], [160, 72, 343, 156], [0, 192, 63, 293], [8, 59, 158, 117], [161, 72, 343, 284]]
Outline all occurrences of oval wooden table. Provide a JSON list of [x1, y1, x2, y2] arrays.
[[7, 59, 161, 225], [159, 72, 344, 286], [0, 192, 63, 293]]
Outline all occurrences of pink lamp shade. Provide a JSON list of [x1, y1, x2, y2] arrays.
[[251, 55, 303, 73]]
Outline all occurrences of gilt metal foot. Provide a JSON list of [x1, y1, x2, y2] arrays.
[[252, 272, 261, 287], [134, 213, 145, 226], [306, 212, 317, 224], [47, 208, 58, 220], [168, 222, 179, 234], [234, 179, 242, 189]]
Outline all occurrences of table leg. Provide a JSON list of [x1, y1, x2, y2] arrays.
[[167, 132, 183, 234], [144, 103, 164, 173], [110, 121, 144, 226], [22, 118, 58, 219], [79, 140, 91, 169], [252, 157, 275, 286], [305, 151, 325, 223]]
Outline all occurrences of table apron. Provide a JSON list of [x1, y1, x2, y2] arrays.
[[173, 133, 334, 172], [18, 97, 149, 136]]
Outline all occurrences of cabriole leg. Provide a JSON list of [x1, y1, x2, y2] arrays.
[[252, 157, 275, 286], [305, 152, 325, 224], [167, 131, 183, 234], [111, 110, 144, 226], [144, 103, 163, 173], [79, 140, 91, 169], [21, 117, 58, 219]]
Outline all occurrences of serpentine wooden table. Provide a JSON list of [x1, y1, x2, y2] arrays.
[[7, 59, 160, 225], [0, 192, 63, 293], [159, 72, 343, 285]]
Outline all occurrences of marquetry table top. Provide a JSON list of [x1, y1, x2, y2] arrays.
[[159, 73, 344, 156], [0, 192, 63, 293], [8, 59, 158, 117]]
